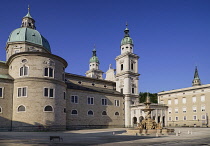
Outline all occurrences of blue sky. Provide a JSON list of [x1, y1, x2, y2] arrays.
[[0, 0, 210, 93]]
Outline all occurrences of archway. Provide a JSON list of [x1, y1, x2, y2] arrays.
[[133, 117, 137, 124], [158, 116, 161, 123], [162, 116, 165, 127]]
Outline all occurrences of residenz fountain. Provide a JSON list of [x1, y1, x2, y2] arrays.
[[127, 94, 174, 135]]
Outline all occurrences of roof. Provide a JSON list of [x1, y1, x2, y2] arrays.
[[66, 81, 122, 96], [158, 84, 210, 95], [0, 61, 6, 64], [0, 74, 13, 80], [7, 27, 51, 52], [121, 27, 134, 46]]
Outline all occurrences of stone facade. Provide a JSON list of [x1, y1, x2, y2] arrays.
[[158, 84, 210, 127], [0, 8, 140, 131]]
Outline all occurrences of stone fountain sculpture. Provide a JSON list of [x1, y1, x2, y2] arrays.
[[126, 94, 174, 135], [137, 94, 162, 134]]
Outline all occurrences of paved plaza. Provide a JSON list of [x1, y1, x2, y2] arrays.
[[0, 128, 210, 145]]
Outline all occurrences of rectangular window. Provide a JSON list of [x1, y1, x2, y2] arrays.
[[201, 105, 205, 112], [44, 68, 48, 76], [193, 115, 197, 120], [44, 88, 48, 97], [49, 89, 54, 97], [102, 98, 107, 105], [193, 106, 197, 113], [192, 96, 196, 103], [17, 87, 27, 97], [183, 107, 186, 113], [168, 99, 171, 105], [168, 108, 172, 114], [44, 67, 54, 77], [131, 63, 134, 70], [182, 97, 186, 104], [44, 88, 54, 98], [175, 108, 178, 113], [183, 116, 187, 120], [201, 95, 205, 102], [87, 97, 94, 105], [71, 95, 78, 103], [175, 117, 178, 121], [132, 88, 135, 94], [201, 115, 206, 120], [115, 100, 120, 106], [0, 87, 3, 98], [168, 117, 172, 121], [174, 98, 178, 104]]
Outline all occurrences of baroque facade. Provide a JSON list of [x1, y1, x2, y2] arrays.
[[158, 67, 210, 127], [0, 8, 140, 131]]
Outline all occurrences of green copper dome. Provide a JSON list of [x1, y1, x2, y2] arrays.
[[121, 26, 134, 46], [121, 37, 133, 46], [89, 49, 99, 63], [7, 27, 51, 52]]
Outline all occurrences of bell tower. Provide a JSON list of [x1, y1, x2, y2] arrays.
[[115, 24, 140, 127], [86, 47, 103, 79]]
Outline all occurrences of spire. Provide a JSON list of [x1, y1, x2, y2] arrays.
[[24, 5, 33, 18], [124, 22, 130, 37], [92, 45, 97, 57], [192, 66, 201, 86], [21, 5, 36, 29]]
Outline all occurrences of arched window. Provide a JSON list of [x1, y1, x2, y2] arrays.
[[88, 110, 94, 116], [18, 105, 26, 112], [44, 105, 53, 112], [131, 63, 134, 70], [0, 106, 2, 113], [71, 110, 78, 115], [115, 112, 119, 116], [20, 66, 29, 76], [102, 111, 107, 115], [121, 64, 123, 71]]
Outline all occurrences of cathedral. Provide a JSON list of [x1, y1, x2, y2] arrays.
[[0, 8, 140, 131]]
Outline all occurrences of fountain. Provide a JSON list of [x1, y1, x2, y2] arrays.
[[127, 94, 174, 135]]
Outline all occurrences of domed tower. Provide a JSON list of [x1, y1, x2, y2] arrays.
[[6, 6, 51, 60], [86, 48, 103, 79], [6, 7, 68, 131], [115, 24, 140, 127]]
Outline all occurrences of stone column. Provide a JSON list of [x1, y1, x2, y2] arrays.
[[125, 95, 131, 127]]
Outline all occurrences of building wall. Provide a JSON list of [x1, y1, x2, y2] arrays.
[[6, 52, 67, 131], [158, 84, 210, 127], [66, 89, 124, 129], [0, 79, 13, 131]]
